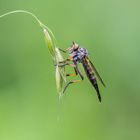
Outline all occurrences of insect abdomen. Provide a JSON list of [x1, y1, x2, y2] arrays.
[[82, 58, 101, 102]]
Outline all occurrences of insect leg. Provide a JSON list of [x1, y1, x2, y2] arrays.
[[58, 48, 67, 53], [66, 64, 84, 79], [66, 67, 78, 77], [75, 65, 84, 80], [56, 57, 74, 67], [56, 62, 75, 67], [63, 64, 84, 93], [58, 47, 71, 53], [63, 80, 82, 93], [58, 57, 73, 64]]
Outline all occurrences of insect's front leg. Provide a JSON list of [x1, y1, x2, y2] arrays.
[[58, 47, 70, 53], [58, 48, 67, 53], [56, 57, 74, 67], [57, 63, 75, 67]]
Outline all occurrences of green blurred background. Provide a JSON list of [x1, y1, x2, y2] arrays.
[[0, 0, 140, 140]]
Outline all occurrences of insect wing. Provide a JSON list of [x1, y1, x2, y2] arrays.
[[88, 58, 105, 87]]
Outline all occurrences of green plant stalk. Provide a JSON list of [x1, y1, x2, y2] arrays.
[[0, 10, 66, 97], [0, 10, 56, 56]]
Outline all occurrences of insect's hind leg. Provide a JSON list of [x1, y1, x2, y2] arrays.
[[63, 66, 84, 93], [63, 80, 82, 94]]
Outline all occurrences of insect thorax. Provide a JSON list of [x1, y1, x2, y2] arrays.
[[69, 47, 89, 63]]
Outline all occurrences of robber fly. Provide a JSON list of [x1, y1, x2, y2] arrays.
[[58, 42, 105, 102]]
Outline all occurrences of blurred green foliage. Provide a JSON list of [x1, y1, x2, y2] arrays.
[[0, 0, 140, 140]]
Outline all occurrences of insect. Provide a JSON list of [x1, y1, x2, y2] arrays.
[[58, 42, 105, 102]]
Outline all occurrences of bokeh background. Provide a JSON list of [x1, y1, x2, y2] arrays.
[[0, 0, 140, 140]]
